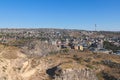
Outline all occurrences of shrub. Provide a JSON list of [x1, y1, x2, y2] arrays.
[[86, 64, 94, 69], [49, 51, 58, 55], [73, 55, 83, 64], [63, 48, 69, 53], [96, 72, 104, 80], [84, 58, 92, 63]]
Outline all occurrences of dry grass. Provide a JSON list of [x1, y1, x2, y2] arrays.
[[0, 44, 25, 59], [43, 50, 120, 79], [0, 43, 119, 79]]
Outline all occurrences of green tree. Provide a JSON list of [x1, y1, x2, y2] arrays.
[[103, 41, 120, 52]]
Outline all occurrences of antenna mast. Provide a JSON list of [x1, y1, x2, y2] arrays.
[[95, 24, 97, 31]]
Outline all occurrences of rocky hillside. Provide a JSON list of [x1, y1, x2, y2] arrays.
[[0, 43, 120, 80]]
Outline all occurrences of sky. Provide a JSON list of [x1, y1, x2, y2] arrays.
[[0, 0, 120, 31]]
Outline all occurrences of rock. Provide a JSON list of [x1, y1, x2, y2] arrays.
[[102, 71, 120, 80], [46, 65, 62, 79], [101, 60, 120, 69], [54, 69, 98, 80]]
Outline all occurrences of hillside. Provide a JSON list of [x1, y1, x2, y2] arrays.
[[0, 43, 120, 80]]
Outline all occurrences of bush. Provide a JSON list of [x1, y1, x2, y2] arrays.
[[62, 48, 69, 53], [103, 41, 120, 52], [86, 64, 94, 69], [96, 72, 104, 80], [49, 51, 58, 55], [73, 55, 83, 64], [84, 58, 92, 63]]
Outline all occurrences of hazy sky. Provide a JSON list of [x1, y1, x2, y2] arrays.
[[0, 0, 120, 31]]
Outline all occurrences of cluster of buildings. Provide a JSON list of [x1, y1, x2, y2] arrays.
[[47, 36, 104, 51], [0, 28, 120, 55]]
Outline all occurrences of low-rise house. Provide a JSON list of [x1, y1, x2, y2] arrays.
[[113, 42, 120, 47], [74, 44, 84, 51]]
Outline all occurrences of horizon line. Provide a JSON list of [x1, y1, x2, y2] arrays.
[[0, 27, 119, 32]]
